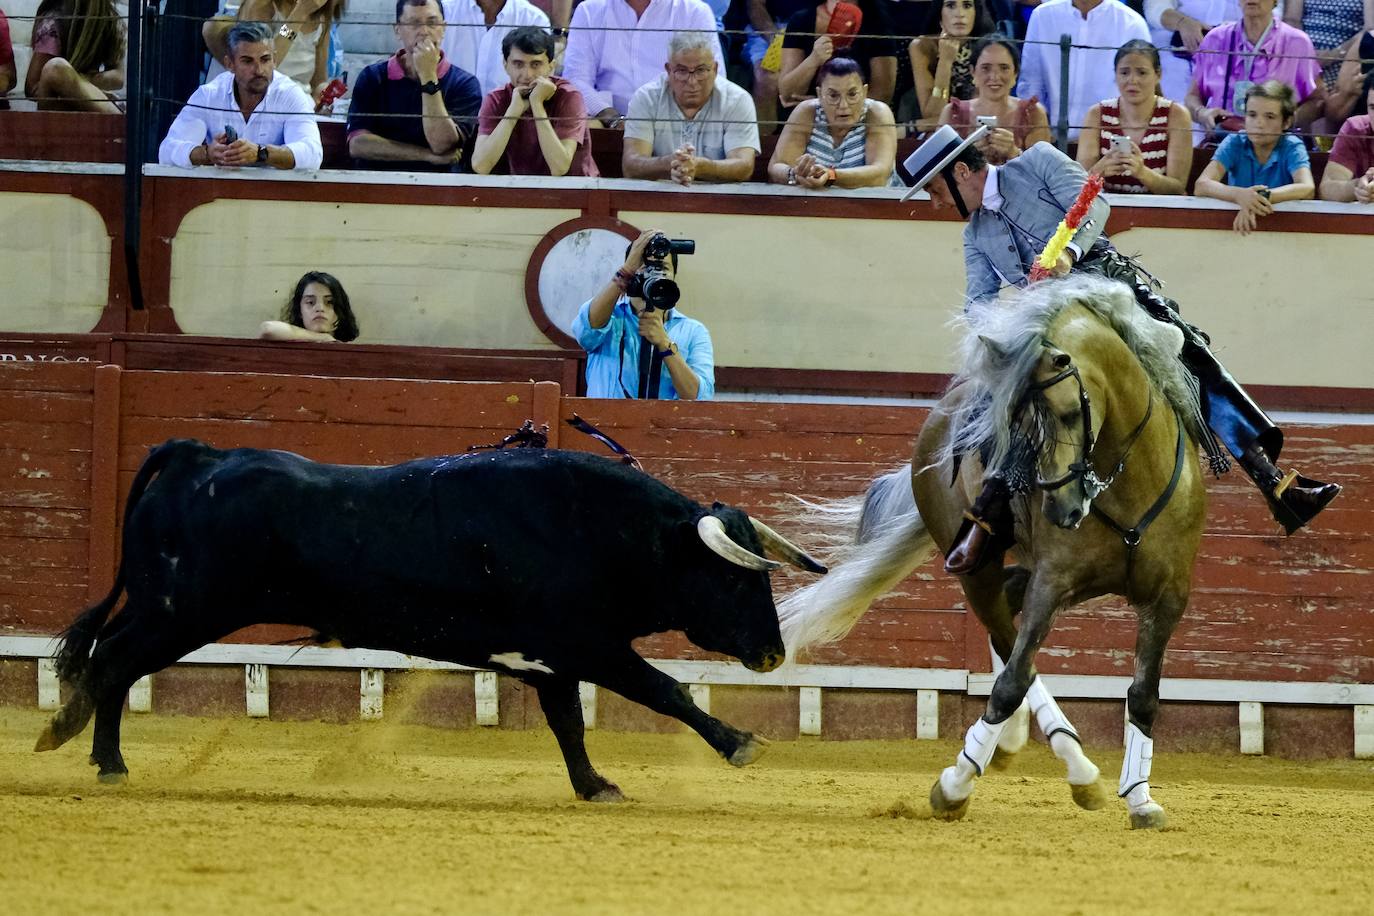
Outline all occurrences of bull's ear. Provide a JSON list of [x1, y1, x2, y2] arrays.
[[977, 335, 1009, 362]]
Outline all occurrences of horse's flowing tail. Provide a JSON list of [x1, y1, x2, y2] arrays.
[[777, 465, 936, 659]]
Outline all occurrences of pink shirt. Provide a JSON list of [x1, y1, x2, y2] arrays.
[[1329, 115, 1373, 178], [477, 77, 600, 177], [1190, 20, 1321, 112]]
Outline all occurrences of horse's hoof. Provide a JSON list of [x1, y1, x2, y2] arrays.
[[34, 726, 61, 752], [988, 746, 1019, 771], [1070, 780, 1109, 811], [929, 779, 971, 822], [584, 784, 626, 803], [1128, 803, 1167, 830], [728, 735, 770, 768], [96, 771, 128, 786]]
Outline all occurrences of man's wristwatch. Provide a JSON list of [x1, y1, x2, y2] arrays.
[[420, 81, 441, 95], [256, 144, 270, 164], [657, 342, 678, 358], [277, 24, 297, 41]]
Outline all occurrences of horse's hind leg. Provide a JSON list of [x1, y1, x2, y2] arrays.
[[1120, 595, 1186, 829]]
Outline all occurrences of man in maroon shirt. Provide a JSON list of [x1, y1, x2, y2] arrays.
[[472, 26, 598, 176]]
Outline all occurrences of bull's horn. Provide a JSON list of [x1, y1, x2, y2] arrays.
[[697, 516, 781, 572], [749, 518, 828, 574]]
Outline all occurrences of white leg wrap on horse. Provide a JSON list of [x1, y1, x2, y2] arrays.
[[989, 642, 1029, 754], [1120, 721, 1154, 802], [939, 716, 1008, 803], [1027, 677, 1098, 785]]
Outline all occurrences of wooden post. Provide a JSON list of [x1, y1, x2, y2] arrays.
[[579, 682, 597, 729], [475, 671, 499, 726], [37, 658, 60, 711], [245, 664, 269, 718], [799, 687, 822, 736], [128, 675, 152, 713], [86, 364, 122, 602], [360, 669, 384, 721], [1239, 701, 1264, 755], [916, 689, 939, 739]]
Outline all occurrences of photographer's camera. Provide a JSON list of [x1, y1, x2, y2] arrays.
[[626, 233, 695, 311]]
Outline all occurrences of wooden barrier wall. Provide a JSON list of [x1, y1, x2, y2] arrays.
[[3, 361, 1369, 687]]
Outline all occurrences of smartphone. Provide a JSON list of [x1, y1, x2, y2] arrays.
[[224, 124, 238, 144], [975, 115, 998, 128], [1257, 188, 1271, 200], [1110, 135, 1132, 155]]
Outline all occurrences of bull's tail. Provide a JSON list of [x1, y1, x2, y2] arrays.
[[52, 441, 184, 690], [777, 465, 935, 659]]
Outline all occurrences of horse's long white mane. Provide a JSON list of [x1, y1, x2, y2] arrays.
[[939, 275, 1206, 473]]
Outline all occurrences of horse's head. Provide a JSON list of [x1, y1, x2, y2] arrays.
[[1024, 343, 1105, 531]]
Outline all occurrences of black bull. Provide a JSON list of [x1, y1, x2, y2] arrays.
[[36, 439, 826, 800]]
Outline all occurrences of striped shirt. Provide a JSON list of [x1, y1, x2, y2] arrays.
[[805, 100, 900, 185], [1097, 96, 1171, 194]]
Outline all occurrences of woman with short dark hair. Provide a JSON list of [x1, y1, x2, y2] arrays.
[[768, 56, 898, 188], [260, 272, 360, 342]]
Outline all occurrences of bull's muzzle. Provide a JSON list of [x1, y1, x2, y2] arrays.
[[745, 649, 785, 674]]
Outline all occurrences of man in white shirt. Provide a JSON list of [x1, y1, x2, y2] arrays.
[[623, 31, 759, 185], [1017, 0, 1150, 142], [158, 21, 323, 170], [563, 0, 724, 128], [439, 0, 551, 96]]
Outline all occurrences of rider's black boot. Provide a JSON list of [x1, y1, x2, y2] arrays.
[[1237, 443, 1341, 535]]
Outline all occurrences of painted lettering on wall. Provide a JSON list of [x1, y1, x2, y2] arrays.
[[0, 354, 93, 362]]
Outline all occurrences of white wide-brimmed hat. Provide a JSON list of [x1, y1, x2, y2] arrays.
[[900, 123, 988, 201]]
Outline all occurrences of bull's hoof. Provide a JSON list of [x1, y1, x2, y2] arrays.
[[96, 770, 128, 786], [727, 734, 770, 768], [34, 725, 62, 752], [1129, 802, 1167, 830], [584, 784, 626, 803], [1070, 780, 1109, 811], [929, 779, 971, 822]]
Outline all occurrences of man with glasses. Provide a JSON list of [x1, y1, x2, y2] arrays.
[[563, 0, 723, 128], [623, 31, 760, 185], [346, 0, 482, 171]]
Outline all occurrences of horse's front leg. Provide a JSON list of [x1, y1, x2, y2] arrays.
[[1120, 595, 1186, 829], [931, 576, 1104, 819]]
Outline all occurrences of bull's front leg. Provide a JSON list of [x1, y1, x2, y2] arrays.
[[594, 653, 769, 767], [533, 677, 624, 802]]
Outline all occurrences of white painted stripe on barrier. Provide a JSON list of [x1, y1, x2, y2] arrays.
[[360, 669, 384, 721], [579, 682, 597, 730], [474, 671, 499, 726], [1239, 701, 1264, 755], [37, 658, 60, 711], [689, 683, 710, 715], [245, 665, 269, 718], [1355, 707, 1373, 760], [916, 689, 939, 739], [128, 676, 152, 713], [799, 687, 822, 736]]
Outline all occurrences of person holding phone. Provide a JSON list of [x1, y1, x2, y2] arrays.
[[936, 36, 1050, 165], [1077, 40, 1192, 195], [157, 20, 323, 170], [1195, 79, 1314, 234]]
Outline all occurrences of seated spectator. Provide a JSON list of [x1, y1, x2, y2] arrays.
[[1017, 0, 1151, 142], [908, 0, 995, 132], [1283, 0, 1367, 95], [203, 0, 345, 106], [1185, 0, 1324, 136], [1319, 70, 1374, 202], [157, 22, 323, 170], [1143, 0, 1244, 104], [25, 0, 125, 112], [767, 56, 898, 187], [260, 271, 360, 342], [0, 8, 15, 107], [1326, 26, 1374, 124], [778, 0, 897, 107], [1078, 40, 1192, 194], [572, 228, 715, 401], [623, 31, 760, 185], [346, 0, 482, 171], [937, 36, 1050, 165], [1195, 80, 1315, 234], [440, 0, 550, 96], [472, 26, 597, 176], [563, 0, 723, 128]]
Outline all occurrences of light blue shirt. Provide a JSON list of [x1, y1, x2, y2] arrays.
[[573, 298, 715, 400], [1213, 133, 1311, 189]]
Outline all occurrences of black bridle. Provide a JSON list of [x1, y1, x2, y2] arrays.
[[1021, 359, 1187, 599]]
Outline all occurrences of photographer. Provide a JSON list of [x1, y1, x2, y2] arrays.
[[572, 229, 715, 401]]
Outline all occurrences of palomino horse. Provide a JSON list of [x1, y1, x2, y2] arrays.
[[778, 276, 1208, 829]]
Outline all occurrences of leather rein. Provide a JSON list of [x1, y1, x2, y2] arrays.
[[1022, 363, 1188, 598]]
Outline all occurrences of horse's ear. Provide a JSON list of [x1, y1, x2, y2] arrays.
[[978, 335, 1009, 362]]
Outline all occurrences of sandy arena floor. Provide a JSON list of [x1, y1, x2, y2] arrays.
[[2, 705, 1371, 915]]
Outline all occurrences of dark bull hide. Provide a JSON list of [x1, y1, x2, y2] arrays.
[[36, 439, 826, 801]]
